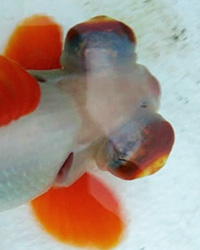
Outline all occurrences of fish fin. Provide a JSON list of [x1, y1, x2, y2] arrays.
[[4, 15, 63, 70], [31, 173, 124, 249], [0, 55, 40, 126]]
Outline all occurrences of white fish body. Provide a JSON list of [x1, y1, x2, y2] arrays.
[[0, 82, 81, 211]]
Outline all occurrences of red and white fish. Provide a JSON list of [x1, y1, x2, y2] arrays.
[[1, 15, 125, 249], [0, 14, 174, 249]]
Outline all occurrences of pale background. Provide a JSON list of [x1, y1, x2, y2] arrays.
[[0, 0, 199, 250]]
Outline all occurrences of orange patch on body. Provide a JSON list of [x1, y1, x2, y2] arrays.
[[31, 173, 124, 249], [4, 15, 62, 69], [0, 55, 40, 126]]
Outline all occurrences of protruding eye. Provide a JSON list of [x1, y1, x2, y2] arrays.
[[95, 112, 174, 180], [60, 15, 137, 70]]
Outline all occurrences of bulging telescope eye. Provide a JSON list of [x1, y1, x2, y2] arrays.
[[95, 112, 174, 180]]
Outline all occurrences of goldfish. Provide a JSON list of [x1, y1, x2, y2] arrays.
[[0, 14, 174, 214], [28, 16, 174, 185]]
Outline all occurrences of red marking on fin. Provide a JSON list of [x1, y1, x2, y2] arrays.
[[31, 173, 124, 249], [4, 15, 63, 69], [0, 55, 40, 126]]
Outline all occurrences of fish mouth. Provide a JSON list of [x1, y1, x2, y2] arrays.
[[54, 152, 74, 186]]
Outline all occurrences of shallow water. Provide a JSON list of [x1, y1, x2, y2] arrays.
[[0, 1, 199, 250]]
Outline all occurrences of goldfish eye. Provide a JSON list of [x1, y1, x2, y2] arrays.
[[60, 15, 137, 70], [95, 112, 174, 180]]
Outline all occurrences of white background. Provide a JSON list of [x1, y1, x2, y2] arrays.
[[0, 0, 199, 250]]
